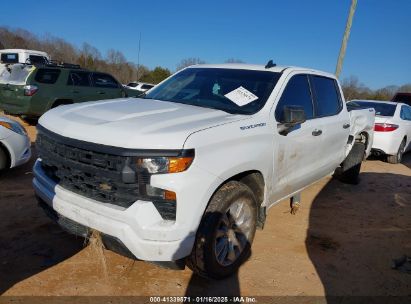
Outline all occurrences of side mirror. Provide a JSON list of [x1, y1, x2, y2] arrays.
[[281, 105, 306, 126], [278, 105, 306, 135]]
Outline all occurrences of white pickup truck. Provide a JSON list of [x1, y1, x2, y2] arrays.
[[33, 63, 375, 279]]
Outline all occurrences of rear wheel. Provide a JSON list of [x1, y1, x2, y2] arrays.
[[21, 116, 38, 126], [0, 147, 9, 171], [387, 139, 406, 164], [336, 142, 366, 184], [187, 181, 257, 279]]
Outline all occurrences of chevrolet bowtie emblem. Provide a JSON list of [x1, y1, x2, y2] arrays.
[[99, 183, 112, 191]]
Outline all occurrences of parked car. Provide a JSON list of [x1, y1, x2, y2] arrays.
[[0, 49, 50, 81], [348, 100, 411, 163], [0, 62, 141, 123], [125, 81, 154, 92], [0, 116, 31, 171], [392, 92, 411, 106], [33, 63, 375, 279]]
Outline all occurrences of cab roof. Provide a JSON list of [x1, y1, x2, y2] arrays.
[[0, 49, 49, 56], [186, 63, 337, 79], [350, 99, 405, 107]]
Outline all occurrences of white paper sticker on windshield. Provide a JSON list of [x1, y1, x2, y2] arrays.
[[224, 86, 258, 107]]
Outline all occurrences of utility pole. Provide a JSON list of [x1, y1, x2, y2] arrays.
[[335, 0, 357, 78], [136, 32, 142, 80]]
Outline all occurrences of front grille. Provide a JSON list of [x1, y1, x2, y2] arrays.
[[36, 127, 149, 208]]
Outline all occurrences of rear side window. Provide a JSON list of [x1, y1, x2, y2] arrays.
[[34, 69, 61, 84], [127, 82, 137, 87], [1, 53, 19, 63], [92, 73, 119, 88], [29, 55, 48, 65], [401, 105, 411, 121], [311, 76, 342, 117], [68, 71, 91, 86], [275, 74, 314, 121]]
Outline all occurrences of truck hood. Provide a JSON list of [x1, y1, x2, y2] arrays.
[[38, 98, 248, 150]]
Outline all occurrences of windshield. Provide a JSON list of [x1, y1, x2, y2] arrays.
[[144, 68, 281, 114], [348, 100, 396, 116]]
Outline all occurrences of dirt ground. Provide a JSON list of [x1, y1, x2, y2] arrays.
[[0, 117, 410, 299]]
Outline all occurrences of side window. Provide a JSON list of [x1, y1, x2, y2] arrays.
[[1, 53, 19, 63], [275, 74, 314, 121], [404, 106, 411, 121], [141, 84, 154, 90], [92, 73, 119, 89], [28, 55, 48, 65], [67, 71, 91, 86], [400, 106, 407, 120], [34, 69, 61, 84], [310, 76, 342, 117]]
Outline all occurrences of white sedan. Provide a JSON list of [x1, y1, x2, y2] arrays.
[[0, 116, 31, 171], [124, 81, 155, 92], [348, 100, 411, 163]]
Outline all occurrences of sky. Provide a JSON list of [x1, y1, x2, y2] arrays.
[[2, 0, 410, 89]]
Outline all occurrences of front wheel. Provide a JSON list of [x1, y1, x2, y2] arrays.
[[187, 181, 257, 279], [387, 139, 406, 164]]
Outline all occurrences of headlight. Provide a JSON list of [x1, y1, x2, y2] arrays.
[[136, 156, 194, 174], [0, 119, 27, 136]]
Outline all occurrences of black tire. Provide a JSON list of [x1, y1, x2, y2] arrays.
[[387, 139, 406, 164], [0, 147, 8, 171], [21, 116, 38, 126], [187, 181, 258, 279], [336, 142, 365, 184]]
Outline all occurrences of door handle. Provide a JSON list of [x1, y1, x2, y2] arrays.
[[312, 129, 322, 136], [71, 90, 79, 93], [97, 91, 105, 95], [343, 123, 350, 129]]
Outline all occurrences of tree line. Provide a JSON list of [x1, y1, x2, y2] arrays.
[[0, 26, 409, 99]]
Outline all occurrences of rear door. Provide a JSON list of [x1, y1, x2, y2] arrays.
[[271, 73, 324, 200], [67, 71, 96, 102], [309, 75, 350, 176], [91, 73, 123, 99], [400, 105, 411, 151]]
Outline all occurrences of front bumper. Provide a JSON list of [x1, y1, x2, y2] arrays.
[[0, 128, 31, 168], [32, 159, 195, 261]]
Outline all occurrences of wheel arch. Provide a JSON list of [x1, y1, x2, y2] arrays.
[[355, 131, 370, 159], [49, 98, 74, 110], [205, 170, 266, 229]]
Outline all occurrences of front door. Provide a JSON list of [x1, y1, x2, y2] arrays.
[[91, 73, 123, 100], [270, 73, 325, 203]]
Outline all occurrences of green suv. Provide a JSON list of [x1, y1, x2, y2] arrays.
[[0, 63, 141, 121]]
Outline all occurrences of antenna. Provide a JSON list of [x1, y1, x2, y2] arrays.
[[265, 60, 276, 69], [137, 32, 142, 80]]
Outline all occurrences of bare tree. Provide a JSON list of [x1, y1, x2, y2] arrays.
[[176, 57, 205, 71], [225, 58, 244, 63]]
